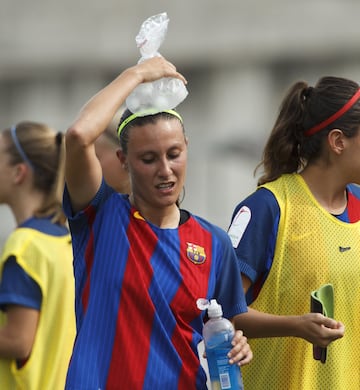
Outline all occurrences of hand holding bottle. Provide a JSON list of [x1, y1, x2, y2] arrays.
[[198, 299, 251, 390], [227, 329, 253, 366]]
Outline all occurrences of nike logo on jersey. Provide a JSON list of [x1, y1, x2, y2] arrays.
[[339, 246, 351, 252]]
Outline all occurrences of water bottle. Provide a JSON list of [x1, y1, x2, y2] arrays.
[[200, 299, 244, 390]]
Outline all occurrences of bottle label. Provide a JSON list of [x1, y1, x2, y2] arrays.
[[219, 367, 232, 389], [206, 346, 243, 390]]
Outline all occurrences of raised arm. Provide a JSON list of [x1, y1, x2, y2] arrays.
[[65, 57, 187, 212]]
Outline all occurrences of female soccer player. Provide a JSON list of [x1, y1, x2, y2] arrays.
[[0, 122, 75, 389], [229, 76, 360, 389], [63, 56, 252, 389]]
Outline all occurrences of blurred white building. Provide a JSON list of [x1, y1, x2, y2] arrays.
[[1, 0, 360, 246]]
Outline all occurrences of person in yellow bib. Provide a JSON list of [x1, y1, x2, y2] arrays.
[[228, 76, 360, 389], [0, 122, 76, 389]]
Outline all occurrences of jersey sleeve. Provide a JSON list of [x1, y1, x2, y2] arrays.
[[346, 184, 360, 223], [228, 188, 280, 303], [0, 256, 42, 311], [63, 179, 114, 220], [212, 229, 248, 319]]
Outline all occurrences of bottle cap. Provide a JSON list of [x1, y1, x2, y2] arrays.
[[207, 299, 223, 318], [196, 298, 223, 318]]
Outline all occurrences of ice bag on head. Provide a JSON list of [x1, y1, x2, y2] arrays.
[[125, 12, 188, 115], [136, 12, 169, 60]]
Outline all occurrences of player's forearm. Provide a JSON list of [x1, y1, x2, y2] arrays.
[[0, 328, 31, 359], [233, 307, 301, 338]]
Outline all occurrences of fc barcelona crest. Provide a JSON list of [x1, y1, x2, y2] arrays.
[[186, 242, 206, 264]]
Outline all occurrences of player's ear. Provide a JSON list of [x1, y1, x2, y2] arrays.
[[116, 149, 128, 170], [327, 128, 345, 155], [13, 162, 29, 184]]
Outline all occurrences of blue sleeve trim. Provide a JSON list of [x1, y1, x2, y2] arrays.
[[0, 257, 42, 311], [0, 293, 41, 311]]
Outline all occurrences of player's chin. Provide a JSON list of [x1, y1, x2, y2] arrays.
[[160, 195, 179, 207], [155, 191, 180, 207]]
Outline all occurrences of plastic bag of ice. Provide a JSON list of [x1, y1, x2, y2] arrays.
[[125, 12, 188, 115]]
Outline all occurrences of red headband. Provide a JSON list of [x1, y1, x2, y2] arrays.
[[304, 88, 360, 137]]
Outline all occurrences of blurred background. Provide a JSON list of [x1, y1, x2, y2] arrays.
[[1, 0, 360, 247]]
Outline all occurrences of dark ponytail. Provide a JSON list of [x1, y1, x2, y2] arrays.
[[256, 76, 360, 186], [256, 81, 308, 185]]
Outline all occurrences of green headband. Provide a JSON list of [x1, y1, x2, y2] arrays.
[[117, 109, 183, 138]]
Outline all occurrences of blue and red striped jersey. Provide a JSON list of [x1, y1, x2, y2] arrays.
[[63, 181, 247, 389]]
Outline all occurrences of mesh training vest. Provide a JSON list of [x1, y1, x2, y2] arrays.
[[0, 227, 76, 390], [242, 174, 360, 390]]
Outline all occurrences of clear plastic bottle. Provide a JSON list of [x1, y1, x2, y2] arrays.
[[202, 299, 244, 390]]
